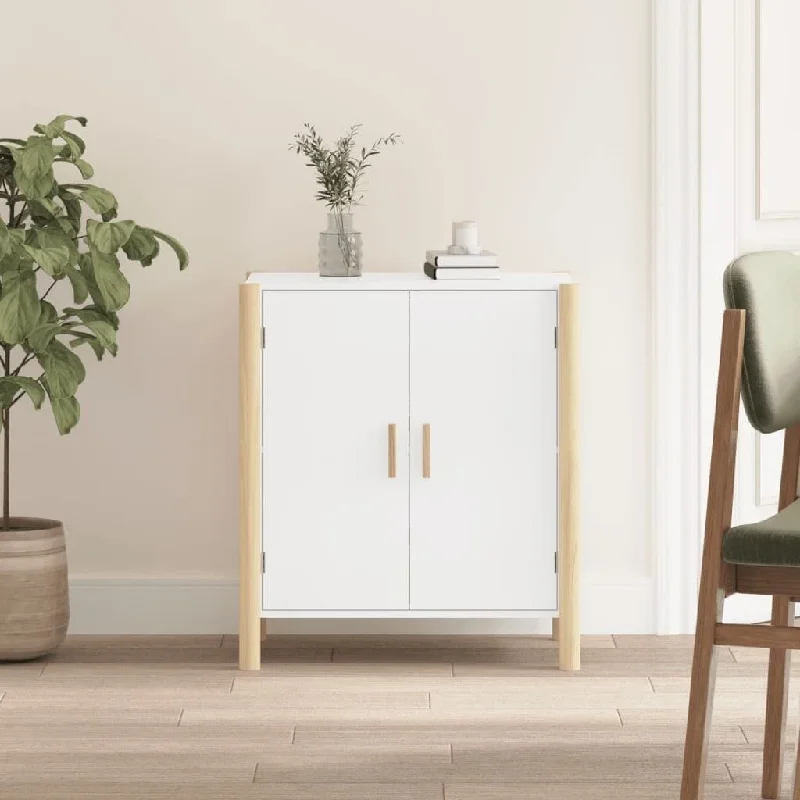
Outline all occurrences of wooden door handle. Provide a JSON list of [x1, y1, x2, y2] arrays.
[[388, 423, 397, 478], [422, 423, 431, 478]]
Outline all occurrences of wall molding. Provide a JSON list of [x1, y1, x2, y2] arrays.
[[754, 0, 800, 220], [652, 0, 702, 633], [68, 575, 653, 635]]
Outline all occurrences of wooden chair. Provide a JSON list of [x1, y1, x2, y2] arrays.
[[681, 251, 800, 800]]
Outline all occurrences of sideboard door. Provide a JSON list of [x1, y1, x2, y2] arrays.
[[263, 290, 410, 611], [409, 290, 558, 611]]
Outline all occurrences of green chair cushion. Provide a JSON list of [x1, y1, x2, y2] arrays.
[[722, 498, 800, 566], [724, 251, 800, 434]]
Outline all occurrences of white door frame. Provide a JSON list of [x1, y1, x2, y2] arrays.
[[653, 0, 764, 632], [652, 0, 703, 634]]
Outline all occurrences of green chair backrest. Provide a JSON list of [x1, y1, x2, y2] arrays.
[[724, 251, 800, 434]]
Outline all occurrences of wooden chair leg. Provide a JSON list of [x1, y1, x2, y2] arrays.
[[680, 591, 724, 800], [763, 426, 800, 798], [792, 720, 800, 800], [763, 596, 794, 799], [682, 309, 745, 800], [792, 703, 800, 800]]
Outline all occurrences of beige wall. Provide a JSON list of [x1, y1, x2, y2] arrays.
[[6, 0, 652, 631]]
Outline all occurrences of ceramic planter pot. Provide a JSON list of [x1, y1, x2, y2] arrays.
[[0, 518, 69, 661]]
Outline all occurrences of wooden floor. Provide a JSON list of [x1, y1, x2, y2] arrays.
[[0, 634, 797, 798]]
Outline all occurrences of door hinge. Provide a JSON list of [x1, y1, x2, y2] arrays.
[[261, 327, 266, 349], [261, 552, 266, 574], [554, 326, 558, 348], [554, 552, 558, 573]]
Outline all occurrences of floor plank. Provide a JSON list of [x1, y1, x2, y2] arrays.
[[445, 784, 754, 799], [451, 743, 732, 783], [0, 754, 258, 783], [612, 634, 695, 649], [293, 720, 746, 746], [252, 744, 452, 783], [0, 723, 294, 752], [0, 783, 443, 800]]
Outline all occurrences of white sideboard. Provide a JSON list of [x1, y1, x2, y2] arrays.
[[239, 273, 580, 670]]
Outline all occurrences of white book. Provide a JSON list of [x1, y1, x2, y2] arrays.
[[425, 264, 500, 280], [426, 250, 499, 267]]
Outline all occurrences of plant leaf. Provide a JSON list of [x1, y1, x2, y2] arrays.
[[0, 381, 15, 410], [38, 115, 87, 139], [73, 158, 94, 179], [65, 309, 117, 355], [80, 249, 130, 311], [57, 189, 82, 234], [122, 226, 158, 262], [0, 376, 45, 410], [146, 228, 188, 270], [37, 340, 86, 398], [58, 131, 86, 160], [87, 219, 135, 254], [0, 269, 41, 344], [140, 240, 160, 267], [39, 300, 58, 324], [66, 330, 107, 360], [63, 263, 89, 303], [66, 304, 119, 331], [67, 185, 117, 215], [57, 157, 93, 179], [22, 228, 73, 276], [0, 219, 9, 261], [28, 198, 61, 223], [26, 321, 60, 353], [14, 167, 54, 201], [50, 394, 80, 435], [0, 230, 30, 275], [18, 136, 57, 178]]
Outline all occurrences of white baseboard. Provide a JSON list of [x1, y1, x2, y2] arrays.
[[68, 575, 653, 635], [68, 576, 239, 635], [581, 579, 654, 634]]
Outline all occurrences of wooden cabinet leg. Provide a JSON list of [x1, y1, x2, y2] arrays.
[[239, 282, 262, 672], [551, 617, 559, 641], [260, 618, 268, 643], [239, 617, 261, 671], [558, 283, 580, 671], [558, 599, 579, 670]]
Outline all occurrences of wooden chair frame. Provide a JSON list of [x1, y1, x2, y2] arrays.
[[681, 308, 800, 800]]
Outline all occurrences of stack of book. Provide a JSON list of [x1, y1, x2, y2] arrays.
[[423, 250, 500, 280]]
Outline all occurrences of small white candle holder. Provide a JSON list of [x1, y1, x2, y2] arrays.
[[453, 221, 480, 255]]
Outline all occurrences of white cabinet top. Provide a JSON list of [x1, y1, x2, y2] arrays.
[[246, 272, 572, 290]]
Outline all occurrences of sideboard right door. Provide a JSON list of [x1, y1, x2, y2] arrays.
[[409, 289, 558, 611]]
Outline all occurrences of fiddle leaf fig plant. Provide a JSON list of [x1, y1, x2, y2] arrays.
[[0, 115, 188, 529]]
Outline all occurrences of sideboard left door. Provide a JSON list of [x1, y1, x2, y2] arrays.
[[262, 289, 410, 611]]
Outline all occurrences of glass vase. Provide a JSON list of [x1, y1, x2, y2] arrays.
[[318, 211, 362, 277]]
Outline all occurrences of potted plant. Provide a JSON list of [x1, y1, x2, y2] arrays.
[[291, 123, 401, 277], [0, 115, 187, 660]]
